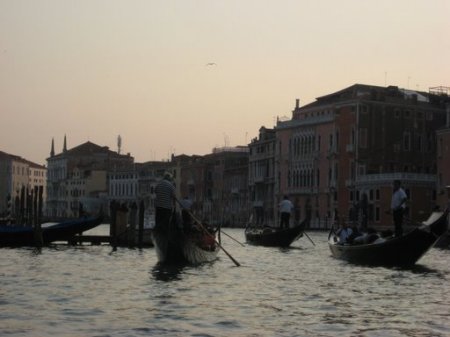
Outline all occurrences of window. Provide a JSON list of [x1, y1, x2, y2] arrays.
[[403, 132, 411, 151], [359, 128, 368, 149]]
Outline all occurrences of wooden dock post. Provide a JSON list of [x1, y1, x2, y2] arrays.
[[138, 200, 145, 248], [38, 186, 43, 225], [33, 186, 43, 246], [128, 202, 137, 246], [110, 201, 118, 249]]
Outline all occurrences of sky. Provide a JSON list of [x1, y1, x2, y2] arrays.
[[1, 0, 449, 166]]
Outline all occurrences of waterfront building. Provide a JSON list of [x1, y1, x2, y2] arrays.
[[0, 151, 46, 218], [172, 154, 205, 217], [204, 146, 249, 227], [108, 166, 139, 207], [436, 95, 450, 209], [248, 127, 276, 225], [135, 160, 172, 217], [174, 147, 249, 227], [46, 138, 134, 219], [275, 84, 448, 229]]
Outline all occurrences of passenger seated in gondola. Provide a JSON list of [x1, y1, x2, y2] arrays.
[[347, 225, 362, 244], [335, 220, 353, 244], [372, 229, 394, 244], [353, 228, 380, 244]]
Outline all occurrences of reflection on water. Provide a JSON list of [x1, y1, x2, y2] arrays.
[[1, 230, 450, 337], [151, 263, 185, 282]]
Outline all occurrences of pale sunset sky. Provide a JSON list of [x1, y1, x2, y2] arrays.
[[1, 0, 449, 165]]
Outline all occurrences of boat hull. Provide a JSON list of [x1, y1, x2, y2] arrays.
[[152, 228, 219, 265], [245, 220, 306, 247], [0, 216, 103, 247], [328, 210, 449, 267]]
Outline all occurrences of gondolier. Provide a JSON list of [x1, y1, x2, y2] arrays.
[[279, 195, 294, 229], [390, 180, 407, 237], [154, 172, 176, 232]]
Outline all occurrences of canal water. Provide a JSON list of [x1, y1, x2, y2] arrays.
[[1, 228, 450, 337]]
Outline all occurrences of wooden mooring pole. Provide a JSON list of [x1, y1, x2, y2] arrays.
[[138, 200, 145, 248], [110, 201, 118, 250]]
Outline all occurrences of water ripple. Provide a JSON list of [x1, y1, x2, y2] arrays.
[[1, 231, 450, 336]]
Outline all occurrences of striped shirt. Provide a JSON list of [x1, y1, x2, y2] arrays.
[[155, 179, 175, 209]]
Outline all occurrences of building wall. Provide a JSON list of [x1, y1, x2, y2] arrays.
[[436, 128, 450, 209], [275, 85, 448, 230], [46, 141, 134, 218], [0, 153, 46, 217]]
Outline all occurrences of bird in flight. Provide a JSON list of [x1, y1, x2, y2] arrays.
[[206, 62, 217, 66]]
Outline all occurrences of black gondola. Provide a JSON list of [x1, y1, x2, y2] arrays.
[[0, 215, 103, 247], [328, 209, 449, 267], [434, 229, 450, 249], [151, 224, 219, 265], [245, 218, 308, 247]]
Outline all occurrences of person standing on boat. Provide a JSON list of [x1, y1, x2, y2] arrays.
[[390, 180, 408, 237], [279, 195, 294, 229], [154, 172, 176, 232]]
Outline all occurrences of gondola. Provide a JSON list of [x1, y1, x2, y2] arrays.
[[245, 218, 308, 247], [0, 215, 104, 247], [328, 209, 449, 267], [151, 224, 220, 265], [434, 230, 450, 249]]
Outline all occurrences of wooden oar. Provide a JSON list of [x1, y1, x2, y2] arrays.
[[175, 198, 241, 267], [220, 230, 245, 247], [303, 231, 316, 246]]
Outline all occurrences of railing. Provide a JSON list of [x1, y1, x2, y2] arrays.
[[356, 173, 436, 185]]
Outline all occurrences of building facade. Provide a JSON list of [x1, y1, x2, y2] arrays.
[[274, 84, 447, 229], [436, 101, 450, 209], [46, 139, 134, 218], [0, 151, 46, 219], [248, 127, 276, 225]]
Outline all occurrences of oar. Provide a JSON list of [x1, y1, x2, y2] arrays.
[[175, 198, 241, 267], [303, 231, 316, 246], [220, 230, 245, 247]]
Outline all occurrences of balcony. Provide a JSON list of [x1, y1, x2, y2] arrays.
[[355, 173, 436, 186]]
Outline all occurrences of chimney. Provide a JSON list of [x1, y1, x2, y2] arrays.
[[292, 98, 300, 118]]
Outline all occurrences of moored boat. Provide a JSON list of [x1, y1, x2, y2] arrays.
[[0, 215, 104, 247], [328, 209, 449, 267], [245, 218, 308, 247]]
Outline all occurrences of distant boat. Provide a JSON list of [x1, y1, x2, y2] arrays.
[[328, 209, 449, 267], [0, 215, 103, 247], [245, 219, 308, 247]]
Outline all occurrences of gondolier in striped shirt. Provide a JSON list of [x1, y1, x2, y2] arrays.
[[154, 171, 176, 232]]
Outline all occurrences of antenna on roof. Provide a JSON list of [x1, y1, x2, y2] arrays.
[[117, 135, 122, 154]]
